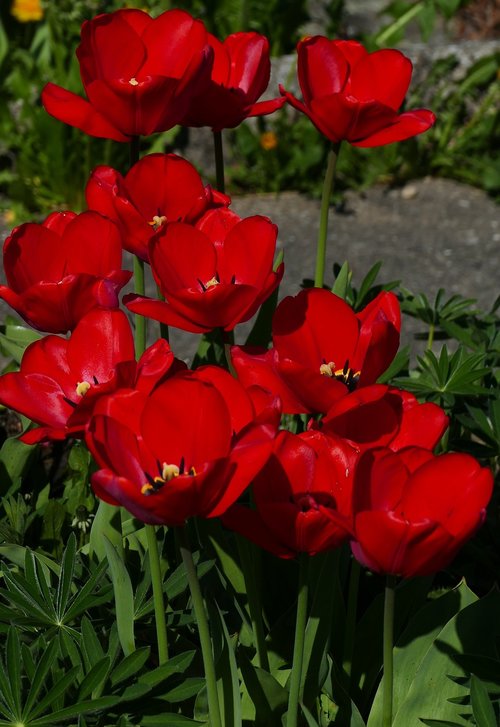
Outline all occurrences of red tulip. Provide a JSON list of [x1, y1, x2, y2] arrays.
[[0, 211, 131, 333], [124, 209, 284, 333], [180, 31, 285, 131], [222, 430, 356, 558], [350, 447, 493, 577], [41, 9, 212, 141], [0, 309, 180, 444], [231, 289, 400, 414], [85, 153, 230, 261], [318, 385, 448, 452], [85, 366, 281, 525], [280, 36, 435, 146]]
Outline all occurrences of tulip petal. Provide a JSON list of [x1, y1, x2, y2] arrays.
[[41, 83, 130, 142], [348, 49, 413, 110], [297, 36, 349, 103], [352, 109, 436, 147]]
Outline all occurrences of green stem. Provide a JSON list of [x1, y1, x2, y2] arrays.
[[145, 524, 169, 664], [222, 329, 236, 376], [213, 130, 225, 194], [382, 575, 397, 727], [133, 255, 146, 357], [178, 525, 222, 727], [342, 557, 361, 680], [156, 285, 169, 342], [427, 322, 435, 350], [130, 136, 147, 357], [287, 554, 309, 727], [314, 143, 340, 289], [236, 536, 269, 671]]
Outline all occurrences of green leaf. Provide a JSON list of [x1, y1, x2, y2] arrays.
[[89, 500, 123, 562], [209, 601, 242, 727], [78, 657, 111, 701], [367, 581, 477, 727], [162, 678, 206, 703], [103, 536, 135, 656], [28, 696, 120, 725], [331, 261, 352, 301], [5, 628, 21, 719], [21, 638, 59, 719], [470, 675, 498, 727], [110, 647, 150, 687], [0, 437, 35, 496], [141, 715, 206, 726], [138, 651, 196, 688], [240, 656, 288, 723], [387, 587, 500, 726], [28, 666, 80, 720], [80, 615, 105, 669], [56, 532, 77, 622]]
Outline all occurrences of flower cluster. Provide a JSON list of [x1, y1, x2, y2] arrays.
[[0, 5, 492, 588]]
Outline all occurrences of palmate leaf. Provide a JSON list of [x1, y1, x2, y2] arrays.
[[0, 542, 111, 633], [394, 346, 490, 399]]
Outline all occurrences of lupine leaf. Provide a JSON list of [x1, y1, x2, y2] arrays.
[[103, 536, 135, 656]]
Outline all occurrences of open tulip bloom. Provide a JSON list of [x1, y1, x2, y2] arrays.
[[0, 309, 181, 444], [41, 8, 213, 141], [124, 209, 284, 333], [231, 288, 401, 413], [85, 366, 281, 525], [86, 153, 230, 262], [280, 36, 436, 147]]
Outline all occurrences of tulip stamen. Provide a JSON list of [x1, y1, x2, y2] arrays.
[[129, 77, 139, 86], [76, 381, 91, 396], [205, 276, 220, 289], [63, 396, 78, 409], [142, 459, 192, 496], [148, 214, 167, 230], [319, 359, 360, 391], [93, 375, 99, 385]]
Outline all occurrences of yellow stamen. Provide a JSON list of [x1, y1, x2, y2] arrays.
[[205, 276, 220, 289], [161, 463, 180, 481], [129, 77, 139, 86], [189, 466, 197, 476], [319, 362, 336, 377], [141, 483, 154, 495], [148, 214, 167, 230], [76, 381, 91, 396]]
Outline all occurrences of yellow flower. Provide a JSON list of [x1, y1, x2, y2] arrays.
[[260, 131, 278, 151], [11, 0, 43, 22]]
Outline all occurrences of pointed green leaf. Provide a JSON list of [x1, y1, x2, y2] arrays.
[[56, 533, 77, 621], [470, 675, 497, 727], [22, 638, 59, 719], [103, 535, 135, 656], [5, 628, 21, 719], [138, 651, 196, 688], [78, 657, 111, 701], [110, 647, 150, 687], [28, 696, 120, 725], [27, 666, 80, 720], [331, 261, 351, 301]]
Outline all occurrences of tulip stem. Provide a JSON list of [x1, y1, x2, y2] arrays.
[[145, 524, 169, 664], [178, 524, 222, 727], [130, 135, 147, 358], [343, 556, 361, 681], [382, 575, 397, 727], [315, 142, 341, 289], [287, 553, 309, 727], [133, 255, 147, 357], [213, 130, 226, 193]]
